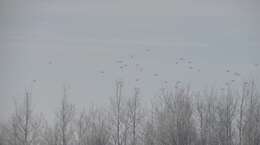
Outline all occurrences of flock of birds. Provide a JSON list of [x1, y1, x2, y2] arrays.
[[94, 48, 260, 88], [28, 49, 259, 90]]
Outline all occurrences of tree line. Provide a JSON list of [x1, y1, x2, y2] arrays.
[[0, 80, 260, 145]]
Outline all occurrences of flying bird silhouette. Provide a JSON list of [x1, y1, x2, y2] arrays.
[[153, 73, 159, 77], [234, 72, 240, 76], [145, 49, 151, 52], [179, 57, 184, 61], [116, 60, 124, 63]]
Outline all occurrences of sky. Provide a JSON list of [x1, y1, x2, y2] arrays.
[[0, 0, 259, 122]]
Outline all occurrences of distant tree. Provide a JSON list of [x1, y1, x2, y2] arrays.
[[4, 90, 43, 145], [55, 86, 75, 145], [41, 121, 59, 145], [110, 80, 126, 145], [127, 88, 143, 145], [75, 110, 90, 145], [196, 89, 218, 145], [152, 86, 197, 145], [216, 87, 237, 145], [242, 81, 260, 145]]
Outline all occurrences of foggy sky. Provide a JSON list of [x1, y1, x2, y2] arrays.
[[0, 0, 259, 122]]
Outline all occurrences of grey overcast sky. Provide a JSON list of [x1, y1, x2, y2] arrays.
[[0, 0, 259, 122]]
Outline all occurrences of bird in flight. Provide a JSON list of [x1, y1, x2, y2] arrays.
[[234, 72, 240, 76], [244, 82, 249, 85], [116, 60, 124, 63], [153, 73, 159, 77]]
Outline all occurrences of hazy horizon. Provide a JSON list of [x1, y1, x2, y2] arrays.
[[0, 0, 259, 123]]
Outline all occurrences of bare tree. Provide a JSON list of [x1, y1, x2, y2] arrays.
[[55, 86, 75, 145], [216, 87, 237, 145], [151, 86, 197, 145], [3, 90, 43, 145], [75, 110, 90, 145], [88, 109, 111, 145], [41, 121, 60, 145], [127, 88, 143, 145], [196, 88, 219, 145], [110, 80, 125, 145], [237, 82, 249, 145], [242, 81, 260, 145]]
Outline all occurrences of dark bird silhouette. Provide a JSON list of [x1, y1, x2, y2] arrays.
[[234, 72, 240, 76], [176, 81, 181, 84], [116, 60, 124, 63], [153, 73, 159, 77], [226, 70, 230, 73], [244, 82, 249, 85]]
